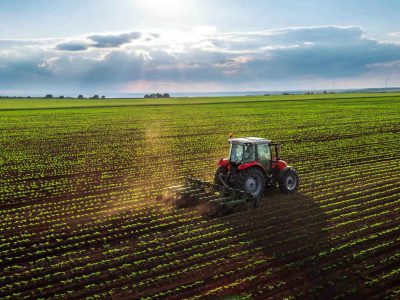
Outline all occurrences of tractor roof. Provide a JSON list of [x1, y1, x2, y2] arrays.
[[229, 137, 271, 145]]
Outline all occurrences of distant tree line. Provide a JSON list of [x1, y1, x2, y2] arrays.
[[304, 91, 335, 95], [45, 94, 106, 99], [144, 93, 170, 99], [0, 95, 106, 99]]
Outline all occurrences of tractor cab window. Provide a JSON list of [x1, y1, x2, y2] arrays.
[[243, 144, 255, 162], [257, 143, 271, 161], [230, 143, 255, 163], [257, 143, 271, 171], [230, 144, 243, 163]]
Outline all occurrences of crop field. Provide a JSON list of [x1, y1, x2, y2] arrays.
[[1, 93, 400, 299]]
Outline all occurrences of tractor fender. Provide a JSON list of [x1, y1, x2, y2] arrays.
[[238, 161, 267, 176], [278, 166, 296, 180], [218, 158, 230, 170], [272, 159, 288, 171]]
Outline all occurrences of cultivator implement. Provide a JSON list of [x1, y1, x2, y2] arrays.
[[169, 176, 257, 216]]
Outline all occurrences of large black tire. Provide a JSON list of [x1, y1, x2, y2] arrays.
[[236, 167, 265, 199], [279, 168, 299, 193], [214, 166, 228, 185]]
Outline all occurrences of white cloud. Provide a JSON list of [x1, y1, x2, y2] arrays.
[[2, 26, 400, 93]]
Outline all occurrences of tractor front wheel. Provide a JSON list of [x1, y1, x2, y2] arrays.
[[279, 168, 299, 193], [237, 167, 265, 199]]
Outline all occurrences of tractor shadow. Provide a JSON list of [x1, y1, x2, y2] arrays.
[[160, 184, 356, 298], [245, 189, 328, 256], [215, 189, 335, 298], [168, 185, 329, 260]]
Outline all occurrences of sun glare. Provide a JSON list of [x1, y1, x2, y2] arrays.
[[136, 0, 187, 17]]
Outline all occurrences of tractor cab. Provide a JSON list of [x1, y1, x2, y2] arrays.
[[228, 137, 285, 172], [229, 137, 272, 171], [216, 137, 299, 198]]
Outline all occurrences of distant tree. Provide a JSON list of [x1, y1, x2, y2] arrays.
[[144, 93, 170, 98], [101, 95, 105, 99], [323, 90, 327, 94], [45, 94, 53, 98], [78, 95, 84, 99], [59, 95, 64, 99], [91, 95, 99, 99]]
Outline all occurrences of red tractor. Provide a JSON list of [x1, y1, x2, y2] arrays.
[[214, 137, 299, 199], [172, 137, 299, 215]]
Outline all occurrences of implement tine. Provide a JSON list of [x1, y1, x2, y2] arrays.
[[180, 175, 257, 215]]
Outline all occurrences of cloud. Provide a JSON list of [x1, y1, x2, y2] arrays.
[[54, 31, 146, 52], [389, 32, 400, 37], [265, 26, 364, 45], [0, 49, 51, 90], [2, 26, 400, 94], [0, 39, 42, 48], [194, 26, 400, 80], [88, 31, 142, 48], [0, 38, 58, 49], [55, 40, 90, 51]]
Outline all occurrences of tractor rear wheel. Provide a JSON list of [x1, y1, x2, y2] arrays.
[[214, 166, 228, 185], [279, 168, 299, 193], [237, 167, 265, 199]]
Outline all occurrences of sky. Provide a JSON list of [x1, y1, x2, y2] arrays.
[[1, 0, 400, 96]]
